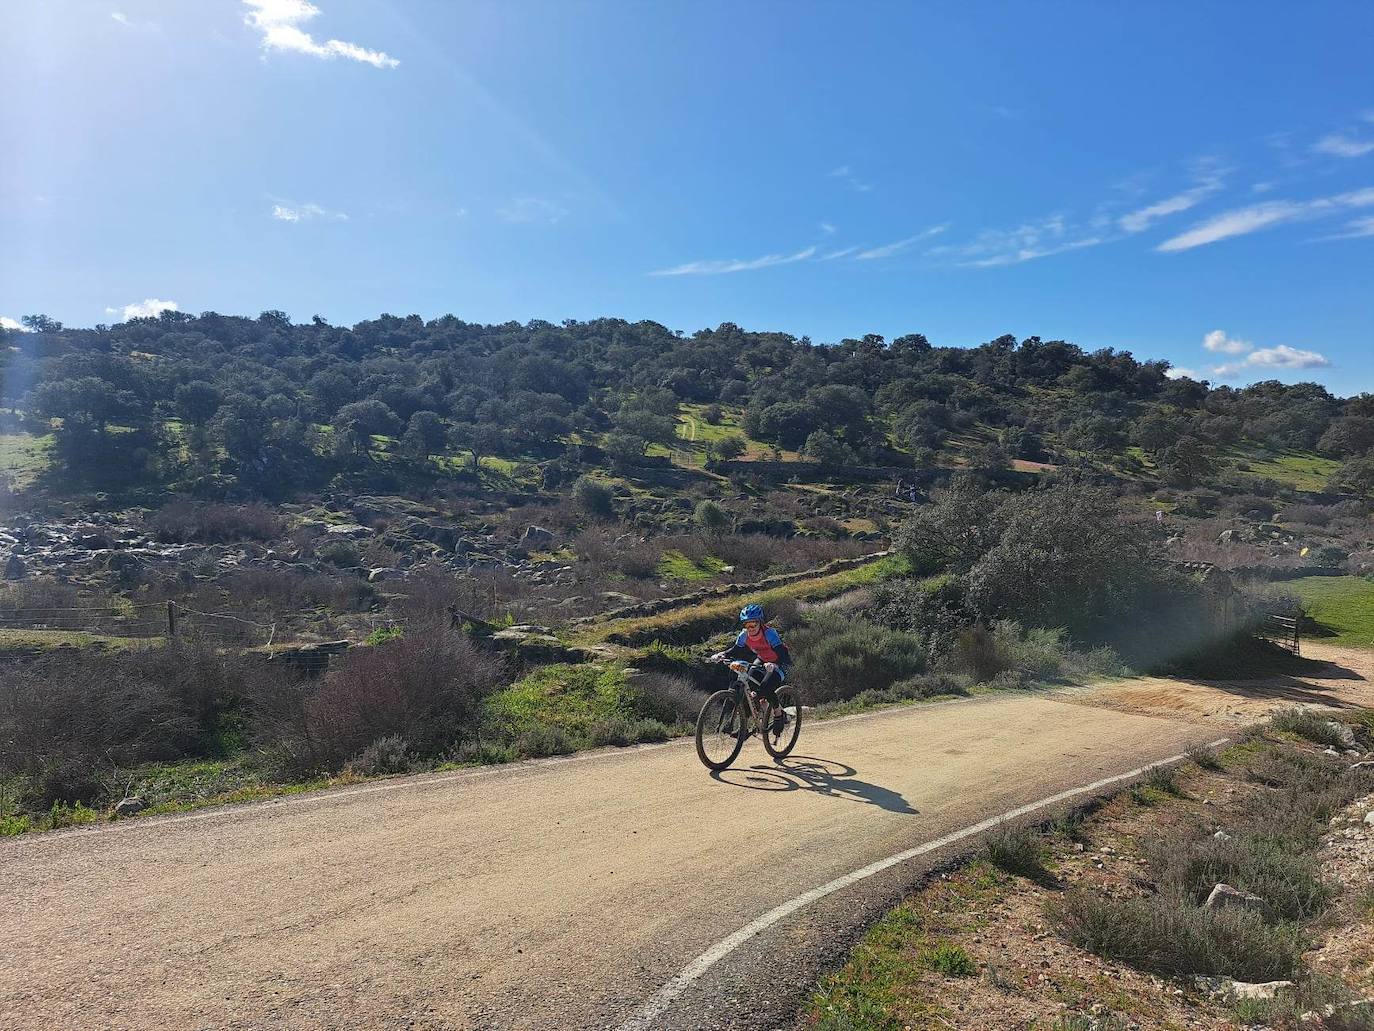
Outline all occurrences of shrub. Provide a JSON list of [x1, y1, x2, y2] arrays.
[[1147, 827, 1332, 921], [984, 825, 1045, 877], [573, 476, 615, 518], [344, 734, 413, 777], [148, 501, 285, 544], [515, 725, 577, 757], [1268, 707, 1352, 749], [0, 642, 295, 808], [788, 613, 928, 703], [694, 499, 730, 532], [633, 671, 705, 725], [1187, 744, 1222, 770], [299, 631, 506, 769], [1049, 889, 1305, 982]]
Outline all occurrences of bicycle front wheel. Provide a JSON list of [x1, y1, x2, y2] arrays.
[[696, 689, 746, 771], [762, 684, 802, 761]]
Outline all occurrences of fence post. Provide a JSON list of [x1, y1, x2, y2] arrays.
[[166, 601, 177, 638]]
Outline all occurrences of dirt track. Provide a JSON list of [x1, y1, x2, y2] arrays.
[[4, 644, 1370, 1031]]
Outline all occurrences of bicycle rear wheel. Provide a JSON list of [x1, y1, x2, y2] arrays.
[[696, 689, 747, 771], [762, 684, 802, 761]]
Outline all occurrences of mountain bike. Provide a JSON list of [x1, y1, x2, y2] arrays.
[[695, 656, 802, 771]]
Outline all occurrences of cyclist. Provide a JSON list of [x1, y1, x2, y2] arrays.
[[712, 603, 792, 735]]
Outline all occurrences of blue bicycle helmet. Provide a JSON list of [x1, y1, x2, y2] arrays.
[[739, 603, 765, 623]]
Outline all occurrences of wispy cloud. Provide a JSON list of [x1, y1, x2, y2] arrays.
[[827, 165, 873, 192], [106, 298, 179, 321], [819, 245, 861, 261], [1323, 214, 1374, 240], [110, 11, 130, 25], [853, 226, 947, 261], [495, 197, 567, 224], [272, 201, 348, 222], [1313, 133, 1374, 158], [819, 222, 837, 235], [242, 0, 399, 69], [932, 215, 1104, 268], [1157, 186, 1374, 252], [1119, 166, 1226, 233], [0, 316, 29, 332], [1203, 329, 1252, 355], [650, 247, 817, 277]]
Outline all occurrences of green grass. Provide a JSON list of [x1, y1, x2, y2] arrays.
[[0, 431, 54, 488], [573, 552, 906, 648], [1227, 445, 1341, 492], [0, 629, 159, 655], [656, 549, 728, 581], [484, 663, 637, 737], [1288, 575, 1374, 648]]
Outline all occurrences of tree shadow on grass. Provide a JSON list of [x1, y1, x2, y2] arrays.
[[710, 755, 918, 815]]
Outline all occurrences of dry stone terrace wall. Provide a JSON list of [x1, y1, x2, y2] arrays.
[[569, 550, 892, 625]]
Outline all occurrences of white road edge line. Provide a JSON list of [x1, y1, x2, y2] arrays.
[[616, 737, 1230, 1031]]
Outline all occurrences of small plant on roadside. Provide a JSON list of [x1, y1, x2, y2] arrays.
[[344, 734, 412, 777], [514, 725, 577, 758], [365, 625, 404, 646], [1187, 744, 1222, 771], [1268, 707, 1351, 749], [1143, 763, 1181, 796], [920, 941, 977, 977], [984, 824, 1046, 878]]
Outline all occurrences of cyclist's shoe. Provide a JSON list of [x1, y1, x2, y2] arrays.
[[770, 709, 787, 736]]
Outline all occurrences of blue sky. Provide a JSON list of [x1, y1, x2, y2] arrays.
[[2, 1, 1372, 394]]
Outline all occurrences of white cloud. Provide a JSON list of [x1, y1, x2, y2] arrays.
[[107, 298, 179, 321], [1165, 366, 1200, 380], [1313, 133, 1374, 158], [1246, 344, 1331, 369], [0, 316, 29, 331], [1119, 176, 1225, 233], [1322, 214, 1374, 240], [1157, 186, 1374, 252], [933, 215, 1103, 268], [111, 11, 129, 25], [1203, 329, 1252, 355], [272, 201, 347, 222], [495, 197, 567, 224], [650, 246, 817, 277], [853, 226, 947, 261], [242, 0, 399, 69], [827, 165, 873, 192], [819, 246, 861, 261], [819, 222, 837, 235]]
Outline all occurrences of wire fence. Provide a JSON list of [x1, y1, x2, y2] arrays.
[[0, 601, 278, 647]]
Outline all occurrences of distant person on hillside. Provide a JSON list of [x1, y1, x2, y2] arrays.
[[712, 603, 793, 734]]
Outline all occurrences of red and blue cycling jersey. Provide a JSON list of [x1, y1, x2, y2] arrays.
[[724, 626, 792, 676]]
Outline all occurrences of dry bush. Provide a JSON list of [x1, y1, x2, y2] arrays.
[[0, 578, 91, 612], [1279, 503, 1333, 527], [633, 671, 706, 725], [298, 630, 507, 768], [148, 500, 285, 544], [388, 564, 529, 625], [0, 642, 294, 807]]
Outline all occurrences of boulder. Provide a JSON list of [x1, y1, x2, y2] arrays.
[[368, 567, 405, 584], [520, 526, 555, 550], [325, 523, 373, 540], [2, 554, 25, 580], [1204, 883, 1274, 921], [1325, 721, 1358, 749], [113, 797, 146, 819], [1227, 980, 1293, 1001]]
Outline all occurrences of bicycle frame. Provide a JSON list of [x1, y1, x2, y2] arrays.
[[719, 660, 775, 734]]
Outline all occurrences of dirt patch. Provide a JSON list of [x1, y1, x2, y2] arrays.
[[1058, 643, 1374, 725]]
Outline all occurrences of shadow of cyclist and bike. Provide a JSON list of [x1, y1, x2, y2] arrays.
[[709, 756, 918, 815]]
